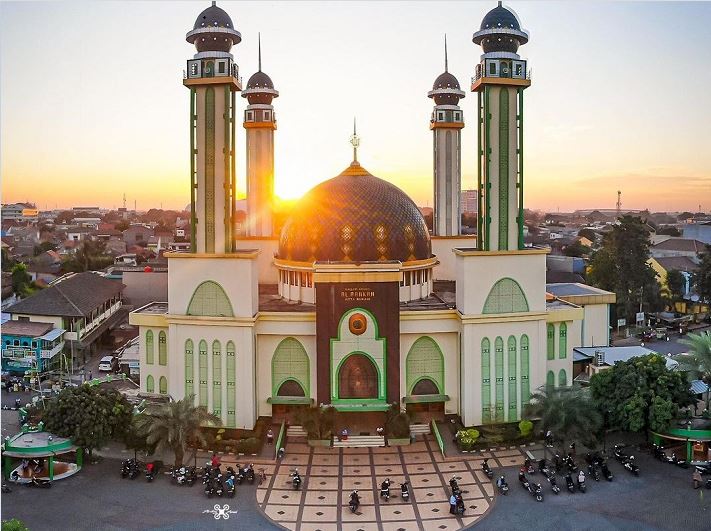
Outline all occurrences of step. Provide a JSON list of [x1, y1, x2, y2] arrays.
[[410, 423, 431, 436], [286, 425, 307, 438], [333, 435, 386, 448]]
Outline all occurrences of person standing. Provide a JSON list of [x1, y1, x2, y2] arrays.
[[449, 493, 457, 514], [266, 428, 274, 445]]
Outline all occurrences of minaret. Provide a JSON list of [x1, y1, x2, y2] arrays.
[[428, 36, 465, 236], [472, 1, 530, 250], [184, 1, 241, 253], [242, 34, 279, 237]]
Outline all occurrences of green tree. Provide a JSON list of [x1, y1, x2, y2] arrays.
[[675, 331, 711, 411], [695, 245, 711, 305], [563, 241, 591, 257], [590, 354, 694, 433], [62, 239, 113, 272], [577, 228, 597, 242], [33, 241, 57, 256], [2, 519, 30, 531], [524, 385, 602, 451], [43, 386, 134, 456], [134, 395, 220, 467], [587, 215, 661, 321], [665, 269, 685, 302], [11, 263, 33, 297], [1, 248, 17, 272], [657, 226, 681, 237]]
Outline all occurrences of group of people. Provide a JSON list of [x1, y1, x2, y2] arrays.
[[448, 477, 466, 515]]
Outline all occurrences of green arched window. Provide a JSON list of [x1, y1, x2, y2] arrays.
[[158, 331, 167, 365], [146, 374, 154, 393], [546, 324, 555, 360], [494, 337, 504, 422], [558, 369, 567, 387], [546, 370, 555, 388], [159, 376, 167, 394], [520, 335, 530, 405], [507, 336, 517, 421], [272, 338, 309, 397], [481, 338, 491, 424], [212, 340, 222, 417], [187, 281, 234, 317], [146, 330, 154, 365], [185, 339, 194, 399], [406, 337, 444, 395], [483, 278, 529, 314], [198, 340, 208, 407], [559, 323, 567, 359], [226, 341, 236, 428]]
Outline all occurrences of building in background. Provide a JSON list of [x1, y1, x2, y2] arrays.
[[1, 203, 39, 223], [460, 189, 478, 214]]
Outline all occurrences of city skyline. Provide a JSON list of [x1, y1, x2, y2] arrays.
[[2, 1, 711, 212]]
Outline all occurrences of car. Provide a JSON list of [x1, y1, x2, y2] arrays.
[[98, 356, 117, 372]]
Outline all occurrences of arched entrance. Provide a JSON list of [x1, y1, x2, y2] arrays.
[[277, 379, 305, 397], [412, 378, 438, 395], [338, 353, 379, 399]]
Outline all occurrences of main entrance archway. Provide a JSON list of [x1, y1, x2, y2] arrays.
[[338, 353, 378, 399]]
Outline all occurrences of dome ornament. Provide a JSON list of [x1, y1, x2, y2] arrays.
[[349, 117, 360, 163], [444, 34, 448, 73]]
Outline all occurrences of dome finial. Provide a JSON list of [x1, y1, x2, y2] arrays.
[[498, 1, 502, 6], [444, 34, 448, 73], [258, 32, 262, 71], [212, 1, 217, 6], [350, 117, 360, 163]]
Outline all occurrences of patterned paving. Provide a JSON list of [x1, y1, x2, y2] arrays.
[[258, 435, 529, 531]]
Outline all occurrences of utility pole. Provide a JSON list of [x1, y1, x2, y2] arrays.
[[616, 190, 622, 217], [123, 193, 127, 209]]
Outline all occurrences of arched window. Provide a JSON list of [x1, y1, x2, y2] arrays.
[[481, 338, 491, 424], [507, 336, 517, 421], [159, 376, 167, 394], [226, 341, 236, 427], [337, 353, 379, 399], [483, 278, 529, 314], [559, 323, 567, 359], [494, 337, 504, 422], [546, 370, 555, 388], [547, 324, 555, 360], [158, 331, 167, 365], [146, 330, 154, 365], [198, 340, 208, 407], [271, 338, 309, 397], [187, 281, 234, 317], [406, 337, 444, 395], [558, 369, 567, 388], [146, 375, 154, 393], [520, 335, 530, 405], [185, 339, 194, 399], [212, 340, 222, 417]]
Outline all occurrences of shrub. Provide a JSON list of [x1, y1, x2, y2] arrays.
[[236, 437, 260, 454], [2, 520, 29, 531], [518, 419, 533, 437], [456, 428, 480, 451], [385, 403, 411, 438]]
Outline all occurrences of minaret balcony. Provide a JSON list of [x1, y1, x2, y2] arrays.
[[183, 58, 242, 90], [471, 58, 530, 91]]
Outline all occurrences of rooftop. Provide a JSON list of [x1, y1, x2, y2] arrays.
[[133, 302, 169, 315], [1, 320, 54, 337], [545, 282, 614, 298], [652, 256, 699, 272], [652, 238, 707, 253]]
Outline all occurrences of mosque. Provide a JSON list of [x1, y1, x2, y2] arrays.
[[130, 1, 615, 431]]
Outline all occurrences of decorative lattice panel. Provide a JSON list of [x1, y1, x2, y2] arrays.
[[482, 278, 529, 314], [406, 337, 444, 394], [272, 337, 309, 396], [185, 339, 194, 399], [187, 281, 234, 317], [212, 340, 222, 417], [507, 336, 517, 421], [146, 330, 154, 365], [481, 338, 491, 424], [226, 341, 236, 427]]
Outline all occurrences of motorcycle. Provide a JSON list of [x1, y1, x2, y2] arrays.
[[145, 462, 159, 482], [668, 453, 689, 469], [553, 453, 563, 474], [455, 494, 465, 515], [449, 477, 461, 496], [235, 467, 245, 485], [523, 458, 535, 475], [548, 475, 561, 495], [587, 463, 600, 482], [1, 484, 11, 494], [532, 483, 543, 502], [401, 481, 409, 502], [623, 457, 640, 476], [128, 460, 141, 480], [482, 458, 494, 479], [601, 462, 613, 481], [651, 444, 666, 462], [380, 479, 391, 500], [121, 459, 131, 478], [496, 477, 509, 495], [292, 471, 302, 490], [28, 477, 52, 489], [349, 491, 361, 513], [244, 464, 255, 483], [564, 454, 578, 473], [577, 472, 586, 493], [613, 444, 628, 462], [564, 473, 575, 493], [695, 463, 711, 475], [224, 472, 236, 498], [204, 477, 216, 498], [214, 474, 225, 497]]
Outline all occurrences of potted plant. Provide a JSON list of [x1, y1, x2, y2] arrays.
[[385, 404, 411, 446], [298, 406, 335, 447]]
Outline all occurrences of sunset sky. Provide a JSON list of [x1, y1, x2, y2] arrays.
[[2, 1, 710, 213]]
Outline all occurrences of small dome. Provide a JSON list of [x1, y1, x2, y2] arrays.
[[187, 3, 241, 53], [278, 162, 431, 263], [430, 72, 462, 105], [243, 71, 277, 104], [247, 70, 274, 90], [480, 2, 521, 31], [193, 4, 233, 31]]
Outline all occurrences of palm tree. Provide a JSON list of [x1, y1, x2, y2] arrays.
[[524, 385, 602, 452], [676, 331, 711, 411], [134, 395, 221, 467]]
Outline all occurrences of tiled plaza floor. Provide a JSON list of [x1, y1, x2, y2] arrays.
[[259, 435, 530, 531]]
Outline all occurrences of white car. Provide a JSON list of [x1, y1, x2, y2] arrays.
[[98, 356, 116, 372]]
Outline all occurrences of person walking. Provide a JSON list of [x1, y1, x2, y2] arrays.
[[266, 428, 274, 445], [449, 493, 457, 514]]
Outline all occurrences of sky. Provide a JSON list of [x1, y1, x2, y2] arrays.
[[2, 1, 710, 213]]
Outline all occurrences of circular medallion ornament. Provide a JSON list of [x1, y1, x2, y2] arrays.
[[349, 313, 367, 335]]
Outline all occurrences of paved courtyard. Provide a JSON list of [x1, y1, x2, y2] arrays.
[[259, 435, 528, 531]]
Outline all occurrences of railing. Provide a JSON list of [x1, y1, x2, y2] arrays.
[[431, 419, 446, 459], [275, 420, 286, 460], [2, 347, 33, 359], [80, 301, 122, 338], [40, 342, 65, 359], [472, 68, 532, 83]]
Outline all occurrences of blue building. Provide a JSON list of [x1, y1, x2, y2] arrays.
[[1, 320, 65, 373], [682, 222, 711, 245]]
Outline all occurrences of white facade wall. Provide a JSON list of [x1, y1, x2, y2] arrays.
[[582, 303, 610, 347], [234, 238, 279, 284], [139, 326, 170, 394], [431, 236, 476, 280]]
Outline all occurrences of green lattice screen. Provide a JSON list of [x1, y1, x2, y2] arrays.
[[559, 323, 567, 359], [187, 281, 234, 317], [198, 340, 208, 407], [547, 324, 555, 360], [226, 341, 236, 427], [507, 336, 517, 421], [558, 369, 567, 387], [272, 338, 309, 396], [146, 375, 154, 393], [212, 340, 222, 417], [481, 338, 491, 424], [158, 331, 167, 365], [520, 335, 530, 405], [406, 337, 444, 394], [494, 337, 504, 422], [159, 376, 167, 394], [146, 330, 154, 365], [546, 370, 555, 388], [482, 278, 529, 314], [185, 339, 194, 399]]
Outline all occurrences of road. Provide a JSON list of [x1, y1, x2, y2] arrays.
[[613, 324, 711, 356]]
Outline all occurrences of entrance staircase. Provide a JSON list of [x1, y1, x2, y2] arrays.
[[333, 435, 386, 448], [286, 425, 308, 439], [409, 423, 431, 438]]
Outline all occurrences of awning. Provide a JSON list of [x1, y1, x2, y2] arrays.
[[691, 380, 710, 395], [267, 396, 313, 406], [38, 328, 65, 342], [403, 394, 450, 404], [331, 402, 391, 412]]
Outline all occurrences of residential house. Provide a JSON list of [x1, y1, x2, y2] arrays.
[[648, 256, 707, 318], [66, 226, 96, 242], [1, 319, 65, 373], [123, 225, 154, 247], [682, 222, 711, 245], [650, 238, 706, 260]]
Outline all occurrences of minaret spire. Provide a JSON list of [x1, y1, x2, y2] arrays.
[[350, 117, 360, 163], [444, 34, 448, 73], [258, 32, 262, 71]]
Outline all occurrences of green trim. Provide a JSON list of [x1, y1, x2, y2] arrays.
[[146, 374, 154, 393], [145, 330, 154, 365], [212, 340, 222, 416], [190, 88, 197, 252], [546, 324, 555, 360], [507, 335, 517, 422], [520, 334, 530, 405], [267, 396, 313, 405], [653, 428, 711, 441], [158, 331, 167, 366], [226, 341, 235, 427], [275, 420, 285, 459], [198, 340, 208, 407], [559, 322, 567, 359], [331, 403, 391, 412], [224, 85, 231, 253], [205, 86, 215, 253], [332, 350, 386, 403], [187, 280, 234, 317], [271, 337, 310, 397], [484, 85, 491, 251], [517, 87, 524, 250], [406, 336, 444, 395], [498, 87, 509, 250], [481, 338, 491, 423], [477, 90, 483, 250], [431, 419, 446, 459], [403, 394, 450, 404], [159, 376, 167, 394], [494, 337, 504, 422], [185, 339, 194, 399], [4, 433, 74, 455], [546, 370, 555, 388], [482, 277, 530, 314]]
